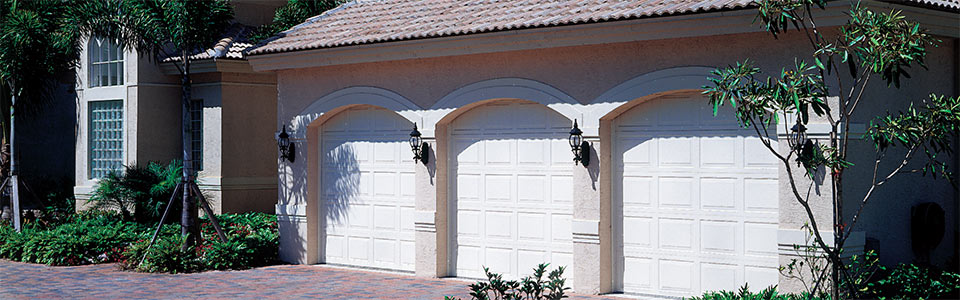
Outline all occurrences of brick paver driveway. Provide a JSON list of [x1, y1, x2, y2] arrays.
[[0, 260, 624, 299]]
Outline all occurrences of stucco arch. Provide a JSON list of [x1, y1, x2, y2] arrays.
[[582, 66, 716, 130], [289, 86, 423, 138], [426, 78, 582, 132]]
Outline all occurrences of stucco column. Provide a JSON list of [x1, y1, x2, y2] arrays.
[[276, 126, 316, 265], [415, 139, 443, 277], [572, 138, 608, 294]]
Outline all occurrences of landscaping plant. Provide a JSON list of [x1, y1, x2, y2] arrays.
[[0, 210, 278, 273], [689, 284, 827, 300], [703, 0, 960, 297], [89, 161, 182, 223], [446, 263, 569, 300]]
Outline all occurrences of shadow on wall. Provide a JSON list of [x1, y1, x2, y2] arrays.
[[321, 142, 360, 225], [277, 137, 307, 263]]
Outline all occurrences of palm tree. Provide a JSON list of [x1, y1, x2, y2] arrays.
[[73, 0, 233, 247], [0, 0, 84, 231]]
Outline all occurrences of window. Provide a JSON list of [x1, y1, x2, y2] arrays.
[[89, 100, 123, 179], [88, 37, 124, 87], [190, 99, 203, 172]]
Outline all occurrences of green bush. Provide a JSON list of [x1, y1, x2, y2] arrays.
[[690, 284, 826, 300], [0, 211, 279, 273], [447, 263, 570, 300], [121, 226, 201, 274], [867, 264, 960, 299], [0, 212, 146, 265], [89, 161, 181, 223], [690, 264, 960, 300]]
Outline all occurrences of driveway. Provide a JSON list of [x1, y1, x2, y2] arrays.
[[0, 260, 624, 299]]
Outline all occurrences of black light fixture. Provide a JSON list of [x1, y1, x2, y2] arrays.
[[409, 123, 429, 164], [277, 125, 296, 163], [788, 120, 808, 151], [569, 119, 590, 166]]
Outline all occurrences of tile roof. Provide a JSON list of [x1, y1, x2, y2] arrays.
[[164, 23, 257, 62], [895, 0, 960, 10], [248, 0, 959, 56], [248, 0, 756, 55]]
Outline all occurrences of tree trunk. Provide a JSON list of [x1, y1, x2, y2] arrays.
[[180, 51, 199, 249], [9, 90, 19, 232]]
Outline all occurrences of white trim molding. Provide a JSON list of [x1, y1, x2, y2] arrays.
[[572, 219, 601, 245], [426, 77, 583, 136], [290, 86, 423, 139], [414, 210, 437, 233]]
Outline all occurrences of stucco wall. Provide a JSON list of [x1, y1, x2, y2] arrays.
[[265, 13, 958, 295]]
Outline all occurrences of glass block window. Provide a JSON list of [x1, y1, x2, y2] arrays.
[[88, 37, 124, 88], [190, 99, 203, 172], [89, 100, 124, 179]]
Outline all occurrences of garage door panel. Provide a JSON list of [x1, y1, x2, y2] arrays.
[[700, 220, 738, 253], [617, 96, 778, 297], [321, 107, 415, 272], [700, 177, 737, 210], [745, 137, 779, 167], [452, 101, 573, 280], [701, 137, 739, 168]]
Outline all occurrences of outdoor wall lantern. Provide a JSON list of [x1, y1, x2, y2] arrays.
[[569, 119, 590, 166], [788, 120, 808, 152], [409, 123, 429, 164], [277, 125, 296, 163]]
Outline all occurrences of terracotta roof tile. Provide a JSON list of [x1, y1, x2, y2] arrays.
[[248, 0, 755, 55], [164, 23, 257, 62], [248, 0, 959, 56]]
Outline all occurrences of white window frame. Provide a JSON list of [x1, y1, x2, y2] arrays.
[[87, 37, 124, 88], [88, 100, 124, 179]]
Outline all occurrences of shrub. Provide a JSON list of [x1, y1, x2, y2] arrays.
[[447, 263, 570, 300], [89, 161, 181, 223], [0, 211, 279, 273], [0, 212, 146, 265], [867, 264, 960, 299], [120, 212, 279, 273], [690, 284, 826, 300], [121, 228, 201, 274]]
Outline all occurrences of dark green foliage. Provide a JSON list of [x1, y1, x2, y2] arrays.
[[866, 264, 960, 300], [0, 212, 146, 265], [691, 265, 960, 300], [89, 161, 182, 223], [0, 211, 278, 273], [690, 284, 826, 300], [119, 212, 279, 273], [866, 94, 960, 179], [120, 224, 200, 274], [446, 263, 569, 300], [113, 0, 233, 62], [249, 0, 343, 43], [198, 213, 279, 270]]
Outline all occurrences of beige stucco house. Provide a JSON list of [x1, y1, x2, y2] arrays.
[[73, 0, 283, 214], [247, 0, 959, 297]]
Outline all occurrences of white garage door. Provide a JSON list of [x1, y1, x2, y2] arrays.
[[321, 106, 416, 272], [450, 100, 574, 280], [614, 96, 779, 297]]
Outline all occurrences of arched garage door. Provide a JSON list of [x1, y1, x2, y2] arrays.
[[613, 95, 779, 297], [321, 106, 416, 272], [449, 100, 574, 280]]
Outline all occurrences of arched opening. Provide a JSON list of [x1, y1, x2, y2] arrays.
[[436, 98, 577, 281], [305, 104, 417, 272], [601, 91, 780, 297]]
